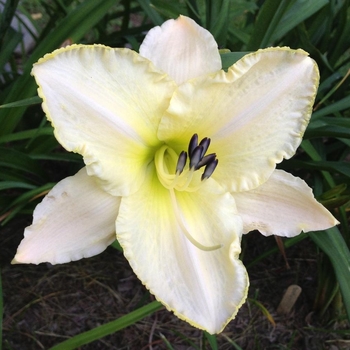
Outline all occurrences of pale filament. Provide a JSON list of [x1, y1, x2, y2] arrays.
[[169, 188, 222, 252], [154, 144, 221, 251], [155, 145, 202, 192]]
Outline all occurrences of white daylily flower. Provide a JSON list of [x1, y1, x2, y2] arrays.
[[13, 16, 338, 334]]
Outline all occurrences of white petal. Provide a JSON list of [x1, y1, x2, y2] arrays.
[[234, 169, 339, 237], [158, 47, 319, 193], [32, 45, 176, 196], [116, 165, 248, 334], [140, 15, 221, 85], [13, 168, 120, 264]]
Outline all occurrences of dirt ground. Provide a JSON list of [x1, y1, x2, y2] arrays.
[[1, 217, 350, 350]]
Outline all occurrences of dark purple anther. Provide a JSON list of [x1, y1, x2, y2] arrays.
[[188, 134, 198, 158], [176, 151, 187, 174], [201, 159, 219, 181]]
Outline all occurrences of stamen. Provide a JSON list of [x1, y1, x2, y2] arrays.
[[176, 151, 187, 174], [182, 168, 195, 189], [201, 159, 219, 181], [189, 146, 203, 169], [196, 153, 216, 170], [169, 189, 222, 251], [180, 134, 219, 181], [188, 134, 198, 157], [198, 137, 210, 158]]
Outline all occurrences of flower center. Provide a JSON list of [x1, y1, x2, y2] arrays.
[[155, 134, 221, 252], [155, 134, 218, 192]]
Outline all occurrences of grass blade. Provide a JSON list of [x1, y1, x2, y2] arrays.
[[49, 301, 163, 350], [271, 0, 328, 42], [309, 227, 350, 322], [0, 0, 20, 44], [0, 28, 22, 71], [159, 333, 176, 350], [0, 0, 116, 136], [0, 96, 41, 108], [206, 0, 230, 45], [137, 0, 164, 25], [312, 95, 350, 118], [0, 127, 52, 143], [204, 331, 218, 349], [247, 0, 289, 50], [220, 52, 249, 70]]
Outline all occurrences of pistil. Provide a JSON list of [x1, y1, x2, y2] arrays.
[[154, 136, 222, 251], [169, 188, 222, 251]]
